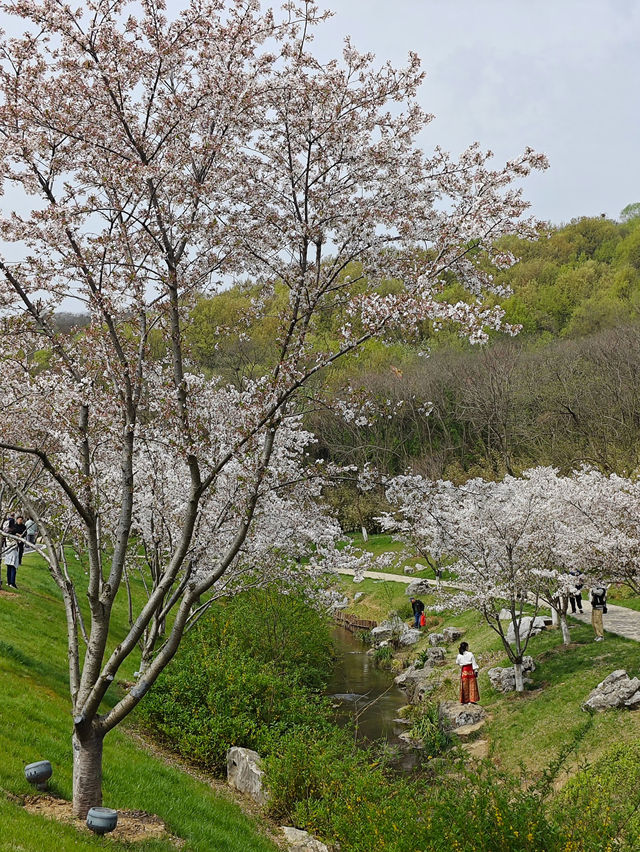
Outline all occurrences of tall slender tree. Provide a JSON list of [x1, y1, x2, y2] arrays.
[[0, 0, 546, 814]]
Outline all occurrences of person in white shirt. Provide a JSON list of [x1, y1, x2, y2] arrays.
[[455, 641, 479, 704]]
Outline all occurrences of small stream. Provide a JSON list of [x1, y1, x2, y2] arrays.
[[327, 626, 409, 743]]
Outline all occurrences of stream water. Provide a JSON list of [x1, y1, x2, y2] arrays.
[[327, 626, 409, 743]]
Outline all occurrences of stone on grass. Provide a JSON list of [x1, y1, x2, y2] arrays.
[[353, 592, 364, 602], [398, 628, 422, 646], [394, 664, 436, 703], [428, 632, 445, 646], [439, 701, 486, 729], [424, 646, 446, 664], [442, 626, 464, 642], [282, 826, 330, 852], [406, 579, 432, 597], [583, 670, 640, 712], [487, 657, 536, 693], [505, 616, 547, 644], [227, 747, 268, 806]]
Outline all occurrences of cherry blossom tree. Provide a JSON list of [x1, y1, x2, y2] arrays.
[[559, 468, 640, 595], [382, 469, 568, 690], [0, 0, 546, 815]]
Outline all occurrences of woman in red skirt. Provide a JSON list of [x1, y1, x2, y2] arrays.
[[455, 641, 479, 704]]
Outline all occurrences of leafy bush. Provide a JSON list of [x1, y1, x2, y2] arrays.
[[265, 734, 560, 852], [140, 588, 335, 772], [550, 738, 640, 851], [407, 702, 452, 758], [372, 644, 394, 666]]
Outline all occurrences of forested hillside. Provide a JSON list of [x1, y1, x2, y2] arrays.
[[187, 213, 640, 527]]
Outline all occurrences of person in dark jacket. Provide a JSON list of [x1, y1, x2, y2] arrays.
[[410, 597, 425, 628], [13, 516, 27, 564]]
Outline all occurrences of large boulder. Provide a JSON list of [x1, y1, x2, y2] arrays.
[[424, 646, 446, 664], [439, 700, 486, 729], [583, 670, 640, 712], [282, 827, 330, 852], [428, 632, 445, 646], [505, 616, 547, 644], [370, 615, 406, 643], [487, 657, 536, 693], [406, 579, 433, 597], [398, 628, 422, 646], [227, 747, 268, 806], [442, 626, 464, 643], [395, 664, 436, 703]]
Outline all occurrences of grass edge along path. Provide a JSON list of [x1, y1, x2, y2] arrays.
[[0, 554, 282, 852]]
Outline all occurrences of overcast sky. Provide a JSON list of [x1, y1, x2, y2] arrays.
[[308, 0, 640, 225]]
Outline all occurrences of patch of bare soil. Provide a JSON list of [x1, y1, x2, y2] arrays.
[[23, 794, 185, 846], [0, 587, 18, 598]]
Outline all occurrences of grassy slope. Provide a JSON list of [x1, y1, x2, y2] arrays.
[[0, 551, 279, 852], [338, 575, 640, 778]]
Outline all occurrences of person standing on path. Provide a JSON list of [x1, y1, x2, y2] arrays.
[[456, 641, 479, 704], [590, 586, 608, 641], [410, 597, 425, 629]]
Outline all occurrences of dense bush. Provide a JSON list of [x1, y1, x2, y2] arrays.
[[551, 739, 640, 851], [407, 701, 452, 758], [264, 735, 559, 852], [140, 587, 335, 772]]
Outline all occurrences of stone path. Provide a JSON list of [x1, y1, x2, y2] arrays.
[[336, 568, 640, 643], [336, 567, 466, 588], [568, 601, 640, 642]]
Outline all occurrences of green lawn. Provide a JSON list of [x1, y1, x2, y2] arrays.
[[345, 532, 457, 580], [0, 551, 279, 852]]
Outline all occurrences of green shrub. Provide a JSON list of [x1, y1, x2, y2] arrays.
[[550, 738, 640, 851], [373, 644, 394, 666], [265, 734, 560, 852], [407, 701, 452, 758], [140, 588, 335, 772], [427, 765, 559, 852]]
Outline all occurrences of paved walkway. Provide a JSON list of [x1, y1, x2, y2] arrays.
[[568, 601, 640, 642], [336, 568, 640, 642]]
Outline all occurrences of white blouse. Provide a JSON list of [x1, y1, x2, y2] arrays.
[[456, 651, 478, 671]]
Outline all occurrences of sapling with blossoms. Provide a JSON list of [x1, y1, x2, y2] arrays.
[[0, 0, 546, 815], [382, 469, 568, 691]]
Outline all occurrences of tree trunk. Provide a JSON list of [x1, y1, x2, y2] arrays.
[[560, 614, 571, 646], [550, 606, 559, 627], [72, 721, 104, 819], [513, 661, 524, 692]]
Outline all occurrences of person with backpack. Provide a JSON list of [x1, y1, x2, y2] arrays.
[[590, 585, 608, 641], [410, 596, 425, 629]]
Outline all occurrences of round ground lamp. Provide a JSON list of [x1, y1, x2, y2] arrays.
[[86, 807, 118, 835], [24, 760, 52, 791]]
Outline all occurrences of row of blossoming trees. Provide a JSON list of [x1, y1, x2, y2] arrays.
[[381, 468, 640, 691]]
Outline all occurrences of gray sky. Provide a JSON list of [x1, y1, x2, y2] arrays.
[[310, 0, 640, 225]]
